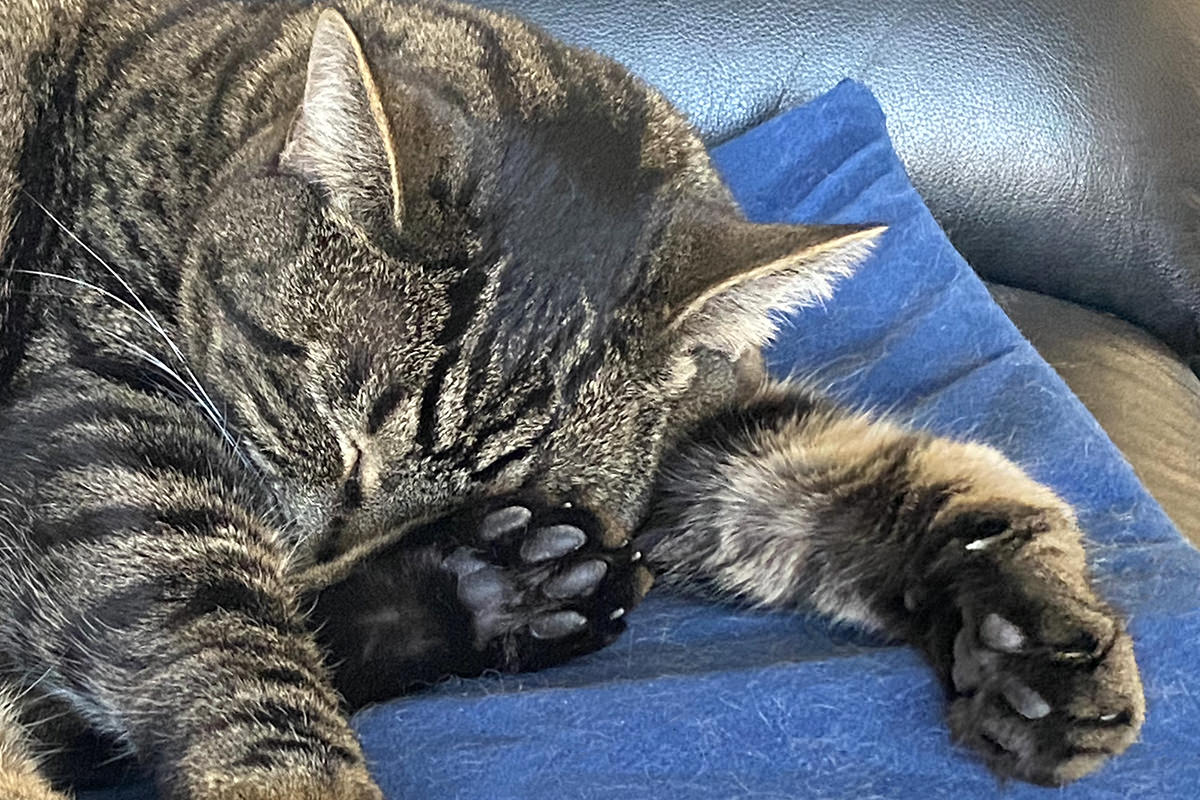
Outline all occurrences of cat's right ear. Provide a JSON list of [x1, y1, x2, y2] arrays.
[[279, 9, 403, 233], [664, 218, 884, 357]]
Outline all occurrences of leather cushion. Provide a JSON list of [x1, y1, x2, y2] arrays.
[[991, 284, 1200, 546], [485, 0, 1200, 366]]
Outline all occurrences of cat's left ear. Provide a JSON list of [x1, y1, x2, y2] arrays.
[[280, 9, 403, 232], [666, 218, 885, 356]]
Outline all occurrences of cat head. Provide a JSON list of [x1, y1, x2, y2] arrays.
[[180, 5, 881, 555]]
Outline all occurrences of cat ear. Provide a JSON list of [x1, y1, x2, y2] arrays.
[[280, 9, 403, 231], [667, 219, 885, 355]]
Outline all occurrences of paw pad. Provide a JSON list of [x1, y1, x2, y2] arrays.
[[543, 560, 607, 599], [519, 524, 586, 562], [529, 610, 588, 639], [946, 596, 1143, 785], [979, 613, 1023, 652], [479, 506, 532, 541], [441, 499, 647, 670]]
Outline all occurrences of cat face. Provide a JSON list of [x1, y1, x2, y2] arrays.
[[180, 6, 879, 556]]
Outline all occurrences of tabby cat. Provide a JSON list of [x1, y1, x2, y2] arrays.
[[0, 1, 1144, 798]]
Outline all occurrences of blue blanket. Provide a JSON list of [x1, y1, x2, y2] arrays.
[[87, 81, 1200, 799]]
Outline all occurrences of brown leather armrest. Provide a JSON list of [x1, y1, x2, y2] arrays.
[[990, 284, 1200, 546]]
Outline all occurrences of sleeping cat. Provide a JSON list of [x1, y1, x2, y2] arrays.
[[0, 1, 1144, 798]]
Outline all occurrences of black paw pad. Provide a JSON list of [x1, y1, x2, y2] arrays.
[[544, 560, 607, 599], [441, 498, 646, 671], [519, 524, 586, 562], [479, 506, 532, 541], [978, 613, 1024, 653], [911, 506, 1147, 784], [945, 597, 1143, 785], [529, 610, 588, 639]]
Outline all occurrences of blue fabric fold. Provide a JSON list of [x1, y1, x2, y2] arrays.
[[88, 80, 1200, 800]]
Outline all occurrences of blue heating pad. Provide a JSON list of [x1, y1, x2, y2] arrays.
[[86, 80, 1200, 800]]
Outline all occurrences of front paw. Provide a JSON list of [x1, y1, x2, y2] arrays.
[[444, 496, 652, 671], [923, 508, 1144, 785]]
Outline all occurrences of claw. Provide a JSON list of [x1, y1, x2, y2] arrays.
[[965, 533, 1007, 551]]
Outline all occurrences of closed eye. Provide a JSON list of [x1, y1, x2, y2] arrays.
[[342, 447, 364, 510], [366, 382, 410, 434]]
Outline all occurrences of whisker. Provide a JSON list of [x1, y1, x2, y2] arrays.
[[11, 285, 214, 407], [8, 668, 53, 704], [15, 269, 157, 326], [23, 705, 86, 735], [19, 191, 242, 466], [13, 268, 254, 470], [15, 271, 193, 394]]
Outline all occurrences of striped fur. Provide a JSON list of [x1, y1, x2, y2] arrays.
[[643, 379, 1145, 785], [0, 1, 875, 794], [0, 0, 1141, 796]]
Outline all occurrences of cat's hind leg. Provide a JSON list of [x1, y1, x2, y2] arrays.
[[641, 380, 1144, 786]]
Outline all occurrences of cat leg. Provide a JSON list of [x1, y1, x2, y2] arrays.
[[0, 687, 66, 800], [641, 380, 1144, 786], [0, 375, 380, 800], [311, 494, 651, 707]]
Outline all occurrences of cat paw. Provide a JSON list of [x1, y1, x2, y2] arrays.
[[443, 498, 650, 671], [930, 511, 1145, 785]]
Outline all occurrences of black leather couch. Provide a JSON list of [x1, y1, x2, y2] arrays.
[[485, 0, 1200, 545]]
